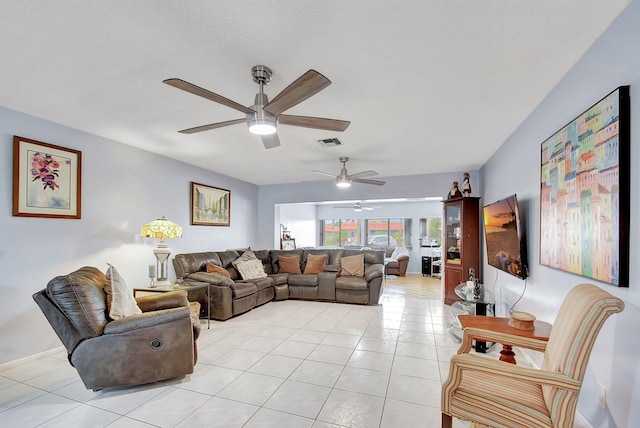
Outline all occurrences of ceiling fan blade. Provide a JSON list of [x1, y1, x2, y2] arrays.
[[311, 170, 338, 178], [163, 78, 253, 115], [261, 133, 281, 149], [263, 70, 331, 116], [362, 207, 375, 210], [278, 114, 350, 132], [348, 170, 378, 179], [352, 178, 386, 186], [178, 118, 246, 134]]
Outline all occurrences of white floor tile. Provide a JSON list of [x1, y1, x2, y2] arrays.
[[213, 348, 267, 370], [247, 354, 303, 378], [175, 396, 258, 427], [317, 389, 385, 428], [392, 355, 441, 380], [264, 379, 332, 419], [38, 403, 122, 427], [244, 407, 314, 428], [347, 349, 394, 372], [270, 340, 318, 359], [307, 344, 354, 365], [175, 364, 243, 395], [289, 360, 344, 387], [380, 398, 441, 428], [334, 366, 390, 397], [387, 373, 441, 407], [0, 392, 79, 427], [126, 387, 210, 427], [217, 372, 285, 406]]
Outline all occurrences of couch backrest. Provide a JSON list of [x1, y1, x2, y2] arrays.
[[343, 249, 385, 266]]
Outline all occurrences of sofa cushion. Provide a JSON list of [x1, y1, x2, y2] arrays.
[[104, 264, 142, 320], [340, 254, 365, 277], [206, 262, 231, 278], [236, 259, 268, 280], [232, 250, 258, 266], [303, 254, 328, 275], [279, 255, 302, 274], [230, 282, 257, 299], [241, 276, 274, 292], [335, 276, 368, 291], [288, 274, 318, 287]]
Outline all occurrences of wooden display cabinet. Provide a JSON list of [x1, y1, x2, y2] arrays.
[[442, 197, 481, 305]]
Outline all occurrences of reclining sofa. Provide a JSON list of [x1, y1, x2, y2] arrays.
[[173, 248, 385, 321]]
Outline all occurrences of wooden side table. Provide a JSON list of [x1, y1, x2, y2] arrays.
[[134, 282, 211, 329], [457, 315, 552, 363]]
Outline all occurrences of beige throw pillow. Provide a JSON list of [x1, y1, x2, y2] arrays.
[[236, 259, 267, 280], [104, 264, 142, 320], [206, 262, 231, 278], [340, 254, 365, 277], [303, 254, 328, 275], [279, 255, 302, 274]]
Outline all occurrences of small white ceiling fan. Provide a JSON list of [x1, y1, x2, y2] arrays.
[[333, 202, 381, 212]]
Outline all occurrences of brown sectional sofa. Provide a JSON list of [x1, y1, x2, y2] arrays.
[[172, 248, 385, 320]]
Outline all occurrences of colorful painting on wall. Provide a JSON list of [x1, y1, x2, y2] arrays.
[[540, 86, 629, 286], [12, 136, 82, 219], [191, 182, 231, 226]]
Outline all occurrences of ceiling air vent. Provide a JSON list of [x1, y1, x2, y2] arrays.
[[316, 137, 343, 147]]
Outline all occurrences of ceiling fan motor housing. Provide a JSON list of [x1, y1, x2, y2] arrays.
[[247, 92, 277, 135]]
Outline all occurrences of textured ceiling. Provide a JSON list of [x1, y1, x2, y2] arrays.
[[0, 1, 630, 185]]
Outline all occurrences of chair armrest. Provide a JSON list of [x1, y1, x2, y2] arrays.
[[104, 307, 190, 335], [365, 264, 384, 281], [448, 353, 581, 391], [457, 327, 548, 354], [135, 290, 188, 312]]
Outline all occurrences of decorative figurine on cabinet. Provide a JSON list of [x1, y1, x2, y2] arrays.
[[461, 172, 471, 197], [449, 181, 463, 199]]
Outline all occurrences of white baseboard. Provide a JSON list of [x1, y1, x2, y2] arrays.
[[0, 346, 65, 371]]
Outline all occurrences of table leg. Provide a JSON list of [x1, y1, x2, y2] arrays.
[[206, 284, 210, 329], [499, 344, 516, 364]]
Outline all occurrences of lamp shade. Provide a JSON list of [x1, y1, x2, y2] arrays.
[[140, 216, 182, 244]]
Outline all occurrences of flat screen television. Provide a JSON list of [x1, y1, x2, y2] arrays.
[[483, 194, 528, 279]]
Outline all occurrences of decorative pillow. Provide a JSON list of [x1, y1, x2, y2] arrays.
[[279, 255, 302, 274], [304, 254, 328, 275], [235, 259, 268, 280], [188, 271, 236, 286], [206, 262, 231, 278], [104, 264, 142, 320], [340, 254, 365, 277], [231, 250, 258, 269]]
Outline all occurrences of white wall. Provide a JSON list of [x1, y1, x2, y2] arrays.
[[277, 203, 318, 248], [0, 107, 259, 364], [480, 2, 640, 426]]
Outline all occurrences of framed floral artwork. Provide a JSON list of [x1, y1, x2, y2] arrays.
[[12, 136, 82, 219], [191, 182, 231, 226]]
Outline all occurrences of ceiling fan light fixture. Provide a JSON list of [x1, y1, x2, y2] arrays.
[[336, 176, 351, 188], [248, 116, 277, 135]]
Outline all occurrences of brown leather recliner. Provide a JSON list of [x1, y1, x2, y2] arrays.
[[33, 266, 198, 390]]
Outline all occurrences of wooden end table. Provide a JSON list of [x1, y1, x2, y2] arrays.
[[134, 282, 211, 329], [457, 315, 552, 364]]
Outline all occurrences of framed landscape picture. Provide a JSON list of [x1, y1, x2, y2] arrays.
[[12, 136, 82, 219], [191, 182, 230, 226], [540, 86, 629, 286]]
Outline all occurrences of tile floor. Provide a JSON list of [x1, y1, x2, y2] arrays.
[[0, 274, 473, 427]]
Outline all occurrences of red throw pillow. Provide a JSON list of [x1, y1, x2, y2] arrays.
[[304, 254, 328, 275], [279, 255, 301, 274], [206, 262, 231, 278]]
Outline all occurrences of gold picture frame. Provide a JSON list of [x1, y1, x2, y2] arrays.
[[12, 136, 82, 219]]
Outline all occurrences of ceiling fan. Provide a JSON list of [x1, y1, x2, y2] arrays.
[[333, 202, 381, 212], [312, 157, 386, 187], [163, 65, 350, 149]]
